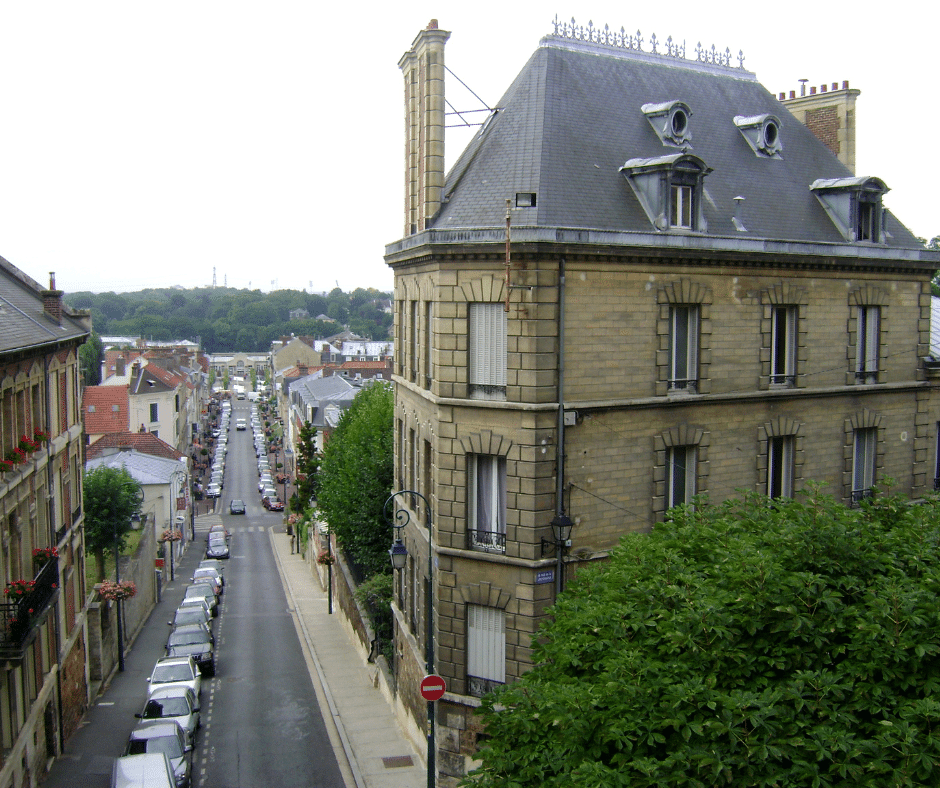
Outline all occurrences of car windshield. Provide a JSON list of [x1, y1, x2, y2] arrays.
[[185, 586, 213, 598], [169, 630, 208, 647], [143, 697, 190, 718], [130, 734, 183, 759], [152, 665, 193, 682]]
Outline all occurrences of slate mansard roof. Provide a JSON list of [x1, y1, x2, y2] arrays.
[[428, 33, 924, 253], [0, 256, 89, 354]]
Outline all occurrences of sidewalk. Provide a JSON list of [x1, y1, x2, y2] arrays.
[[268, 522, 427, 788]]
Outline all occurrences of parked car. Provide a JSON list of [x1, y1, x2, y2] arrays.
[[192, 566, 224, 590], [177, 598, 213, 622], [260, 485, 277, 501], [147, 656, 202, 699], [183, 583, 219, 617], [236, 419, 247, 430], [124, 720, 191, 788], [166, 623, 215, 676], [205, 483, 221, 499], [262, 496, 284, 512], [258, 475, 273, 493], [191, 574, 222, 597], [168, 606, 212, 631], [205, 535, 230, 560], [198, 559, 225, 579], [111, 752, 175, 788], [137, 686, 200, 748], [228, 499, 246, 515], [206, 524, 229, 542]]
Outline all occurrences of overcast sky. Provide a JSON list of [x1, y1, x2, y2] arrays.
[[0, 1, 934, 295]]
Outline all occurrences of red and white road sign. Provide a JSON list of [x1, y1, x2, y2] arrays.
[[420, 674, 446, 702]]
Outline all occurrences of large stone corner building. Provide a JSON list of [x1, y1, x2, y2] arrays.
[[385, 18, 940, 784]]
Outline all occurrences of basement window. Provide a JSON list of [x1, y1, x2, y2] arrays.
[[515, 192, 537, 208], [810, 176, 889, 243]]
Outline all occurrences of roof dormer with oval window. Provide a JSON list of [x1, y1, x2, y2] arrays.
[[641, 101, 693, 148], [733, 114, 783, 158]]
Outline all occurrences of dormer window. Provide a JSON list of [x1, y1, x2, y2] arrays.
[[810, 176, 889, 243], [733, 114, 783, 158], [641, 101, 693, 148], [620, 154, 711, 232]]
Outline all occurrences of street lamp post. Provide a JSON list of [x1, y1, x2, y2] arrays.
[[114, 522, 125, 673], [384, 490, 435, 788], [541, 514, 575, 595]]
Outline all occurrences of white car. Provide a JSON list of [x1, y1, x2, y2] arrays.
[[205, 483, 222, 499], [147, 656, 202, 699]]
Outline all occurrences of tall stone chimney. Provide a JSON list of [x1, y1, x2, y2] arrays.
[[41, 272, 63, 325], [780, 80, 860, 173], [399, 20, 450, 236]]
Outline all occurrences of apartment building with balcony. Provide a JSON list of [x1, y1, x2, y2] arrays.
[[0, 263, 91, 788], [386, 19, 940, 784]]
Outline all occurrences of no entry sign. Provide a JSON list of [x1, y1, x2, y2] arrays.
[[420, 674, 446, 702]]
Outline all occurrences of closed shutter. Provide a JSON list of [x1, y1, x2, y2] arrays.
[[469, 303, 507, 398], [467, 605, 505, 683]]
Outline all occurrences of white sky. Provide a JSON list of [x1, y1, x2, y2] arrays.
[[0, 1, 935, 295]]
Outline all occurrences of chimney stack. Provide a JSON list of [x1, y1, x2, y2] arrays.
[[41, 272, 64, 325], [400, 20, 451, 236], [780, 79, 860, 173]]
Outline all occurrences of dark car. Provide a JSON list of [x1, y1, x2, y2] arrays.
[[205, 536, 230, 560], [168, 606, 212, 631], [166, 623, 215, 676], [262, 496, 284, 511], [228, 499, 246, 515]]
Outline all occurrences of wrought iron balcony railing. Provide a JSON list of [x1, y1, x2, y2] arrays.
[[468, 529, 506, 554], [0, 559, 59, 656], [467, 674, 504, 699]]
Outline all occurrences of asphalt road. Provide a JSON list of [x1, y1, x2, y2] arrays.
[[43, 401, 345, 787]]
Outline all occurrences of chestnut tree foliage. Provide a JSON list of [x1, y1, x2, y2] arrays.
[[466, 488, 940, 788], [83, 465, 143, 580], [316, 382, 394, 578]]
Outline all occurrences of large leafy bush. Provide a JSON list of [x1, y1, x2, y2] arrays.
[[468, 489, 940, 787]]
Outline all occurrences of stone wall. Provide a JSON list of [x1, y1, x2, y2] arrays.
[[86, 523, 158, 690]]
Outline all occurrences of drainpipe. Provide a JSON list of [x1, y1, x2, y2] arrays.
[[555, 258, 567, 596], [43, 351, 66, 754]]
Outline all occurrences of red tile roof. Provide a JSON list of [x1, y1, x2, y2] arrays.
[[86, 432, 184, 461], [82, 387, 129, 435]]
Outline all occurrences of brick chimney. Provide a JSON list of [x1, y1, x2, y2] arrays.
[[781, 80, 860, 173], [399, 20, 450, 236], [41, 272, 63, 325]]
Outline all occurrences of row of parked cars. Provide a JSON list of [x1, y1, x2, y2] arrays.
[[252, 406, 285, 511], [205, 402, 232, 499], [110, 548, 227, 787]]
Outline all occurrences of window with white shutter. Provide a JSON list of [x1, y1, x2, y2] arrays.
[[467, 605, 505, 698], [469, 303, 507, 400]]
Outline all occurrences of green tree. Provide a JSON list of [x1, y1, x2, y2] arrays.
[[292, 421, 320, 513], [82, 465, 143, 580], [78, 331, 104, 386], [466, 488, 940, 788], [316, 382, 393, 577]]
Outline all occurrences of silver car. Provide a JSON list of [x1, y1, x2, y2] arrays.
[[147, 656, 203, 700], [124, 720, 191, 788], [137, 686, 200, 747]]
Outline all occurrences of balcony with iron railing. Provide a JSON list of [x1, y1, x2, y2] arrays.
[[467, 675, 504, 699], [0, 559, 59, 660]]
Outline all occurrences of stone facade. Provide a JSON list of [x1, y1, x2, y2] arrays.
[[386, 22, 940, 785], [0, 266, 91, 788]]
